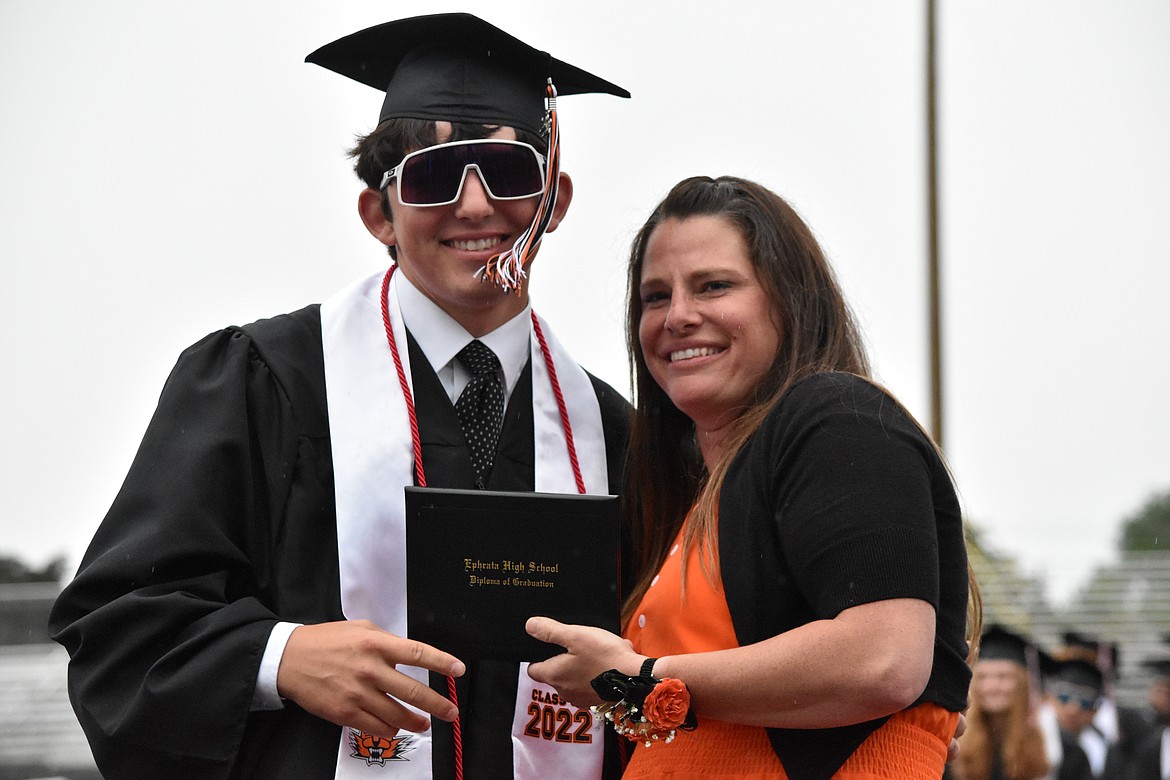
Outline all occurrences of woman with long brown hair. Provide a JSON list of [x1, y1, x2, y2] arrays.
[[951, 625, 1054, 780], [528, 175, 976, 779]]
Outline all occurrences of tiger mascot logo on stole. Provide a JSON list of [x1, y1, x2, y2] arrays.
[[348, 729, 415, 765]]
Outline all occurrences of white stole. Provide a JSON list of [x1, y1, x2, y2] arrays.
[[1161, 727, 1170, 780], [321, 270, 608, 778], [1037, 703, 1063, 780]]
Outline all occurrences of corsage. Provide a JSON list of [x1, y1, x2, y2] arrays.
[[590, 658, 697, 746]]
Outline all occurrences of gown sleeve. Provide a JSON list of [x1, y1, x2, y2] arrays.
[[48, 325, 314, 779]]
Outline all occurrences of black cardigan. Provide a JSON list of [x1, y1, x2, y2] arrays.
[[718, 372, 971, 780]]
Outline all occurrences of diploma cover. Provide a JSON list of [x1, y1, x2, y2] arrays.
[[405, 486, 620, 662]]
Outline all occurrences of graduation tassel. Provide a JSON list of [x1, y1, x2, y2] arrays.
[[478, 79, 561, 295]]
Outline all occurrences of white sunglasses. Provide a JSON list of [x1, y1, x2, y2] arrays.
[[379, 139, 547, 207]]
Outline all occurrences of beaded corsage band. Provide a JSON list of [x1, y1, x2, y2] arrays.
[[590, 658, 697, 746]]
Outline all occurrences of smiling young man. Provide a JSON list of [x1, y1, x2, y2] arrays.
[[356, 123, 557, 337], [50, 13, 630, 780]]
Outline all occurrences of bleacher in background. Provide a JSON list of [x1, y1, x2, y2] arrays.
[[0, 584, 98, 780], [0, 644, 97, 780], [0, 583, 58, 646], [974, 549, 1170, 709]]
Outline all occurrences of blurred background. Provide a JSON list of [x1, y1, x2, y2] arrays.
[[1, 1, 1167, 776]]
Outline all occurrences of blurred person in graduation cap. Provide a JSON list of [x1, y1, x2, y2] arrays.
[[1129, 647, 1170, 780], [48, 12, 632, 780], [1053, 632, 1151, 778], [952, 624, 1056, 780], [1139, 636, 1170, 731], [1035, 656, 1106, 780]]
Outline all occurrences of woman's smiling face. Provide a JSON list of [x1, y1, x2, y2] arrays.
[[638, 215, 782, 434], [972, 659, 1023, 715]]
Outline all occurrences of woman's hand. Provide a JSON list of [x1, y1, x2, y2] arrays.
[[525, 616, 645, 708]]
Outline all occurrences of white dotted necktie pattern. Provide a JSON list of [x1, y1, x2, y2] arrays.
[[455, 340, 504, 485]]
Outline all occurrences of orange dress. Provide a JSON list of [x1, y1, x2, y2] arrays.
[[622, 525, 958, 779]]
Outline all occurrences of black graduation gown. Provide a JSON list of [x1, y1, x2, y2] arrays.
[[1056, 729, 1095, 780], [1128, 727, 1168, 780], [49, 304, 631, 780], [1099, 707, 1155, 780]]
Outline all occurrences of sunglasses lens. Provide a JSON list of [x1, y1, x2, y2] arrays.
[[1056, 692, 1097, 711], [398, 148, 464, 205], [397, 142, 543, 205], [473, 143, 544, 198]]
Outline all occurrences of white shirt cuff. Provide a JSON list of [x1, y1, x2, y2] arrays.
[[251, 621, 302, 711]]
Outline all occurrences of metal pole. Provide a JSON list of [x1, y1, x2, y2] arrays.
[[926, 0, 944, 447]]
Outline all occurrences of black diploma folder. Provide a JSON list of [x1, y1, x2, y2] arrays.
[[404, 486, 620, 662]]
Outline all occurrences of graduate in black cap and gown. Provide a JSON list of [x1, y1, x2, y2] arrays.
[[1037, 657, 1107, 780], [1129, 655, 1170, 780], [1051, 633, 1150, 779], [50, 13, 631, 780]]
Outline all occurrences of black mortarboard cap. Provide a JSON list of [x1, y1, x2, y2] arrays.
[[1059, 630, 1117, 672], [1143, 634, 1170, 679], [305, 13, 630, 137], [1047, 658, 1105, 694], [980, 624, 1032, 667], [1062, 630, 1097, 652], [1142, 657, 1170, 679]]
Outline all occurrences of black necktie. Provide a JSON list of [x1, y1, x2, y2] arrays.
[[454, 340, 504, 485]]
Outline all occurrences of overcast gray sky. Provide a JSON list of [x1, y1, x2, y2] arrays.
[[2, 0, 1168, 604]]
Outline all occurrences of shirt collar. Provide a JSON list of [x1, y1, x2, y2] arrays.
[[395, 270, 531, 395]]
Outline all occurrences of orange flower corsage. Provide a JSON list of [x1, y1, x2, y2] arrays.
[[590, 658, 697, 746]]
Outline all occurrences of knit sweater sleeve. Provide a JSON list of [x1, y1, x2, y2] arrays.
[[720, 371, 968, 643], [719, 372, 971, 777], [766, 373, 945, 616]]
